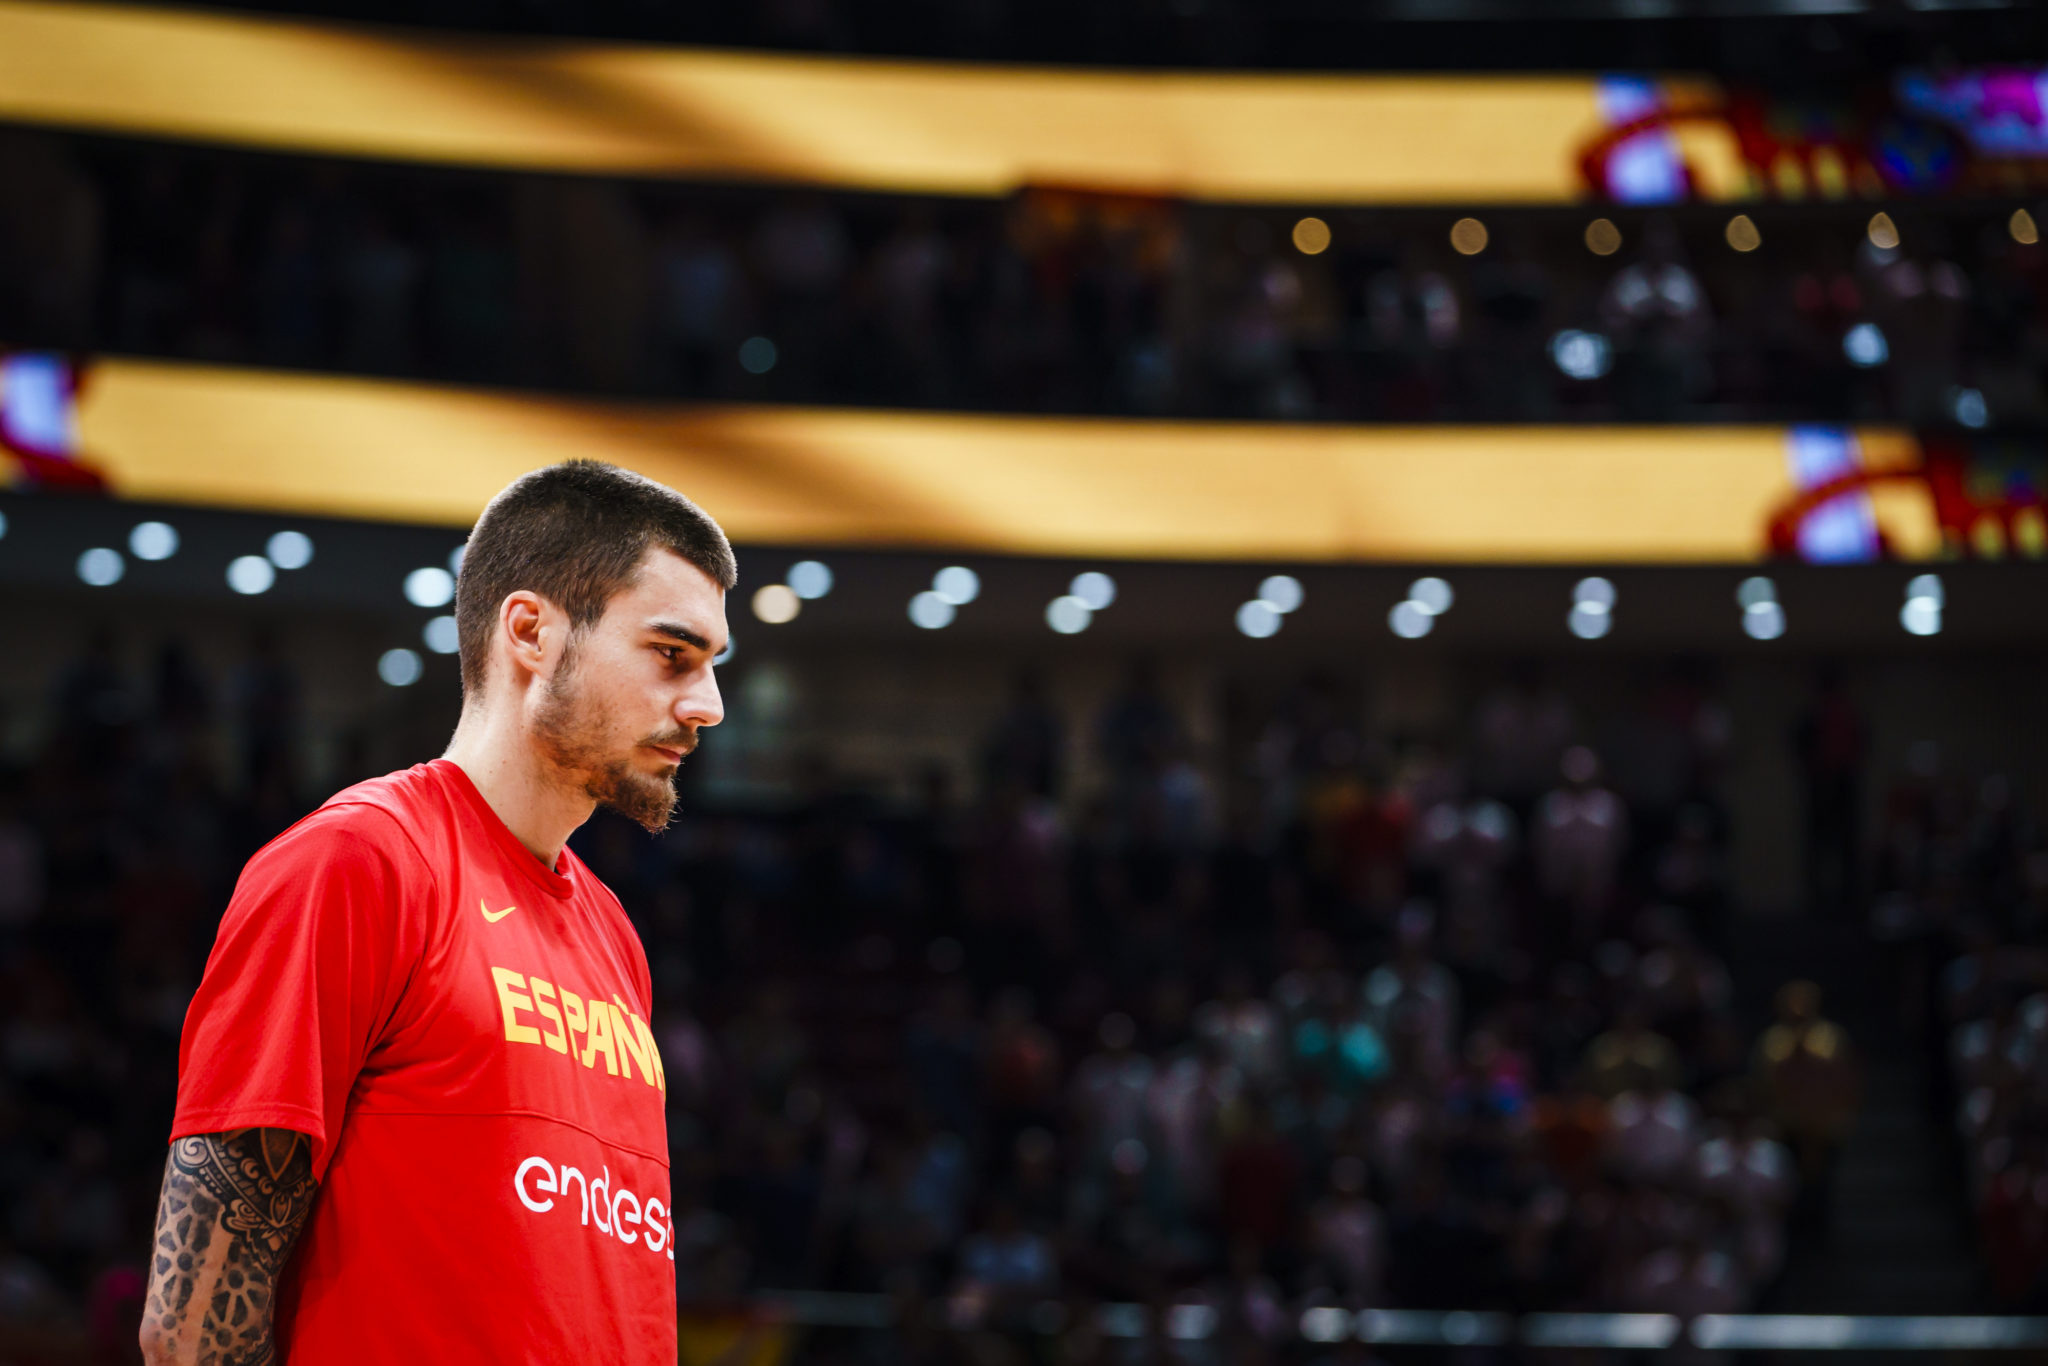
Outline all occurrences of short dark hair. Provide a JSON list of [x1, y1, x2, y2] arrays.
[[456, 460, 737, 697]]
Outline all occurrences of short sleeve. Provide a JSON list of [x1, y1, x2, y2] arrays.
[[172, 803, 426, 1179]]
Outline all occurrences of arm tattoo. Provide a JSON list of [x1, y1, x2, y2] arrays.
[[143, 1129, 318, 1366]]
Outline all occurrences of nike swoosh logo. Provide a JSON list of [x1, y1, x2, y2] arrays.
[[480, 900, 516, 923]]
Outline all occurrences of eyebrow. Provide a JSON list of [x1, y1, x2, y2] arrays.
[[647, 620, 713, 651]]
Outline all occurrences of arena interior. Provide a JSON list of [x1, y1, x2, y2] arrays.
[[3, 0, 2048, 1361]]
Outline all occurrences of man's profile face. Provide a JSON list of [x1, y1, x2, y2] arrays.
[[532, 548, 728, 832]]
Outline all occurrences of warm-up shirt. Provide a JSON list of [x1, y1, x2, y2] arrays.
[[172, 759, 674, 1365]]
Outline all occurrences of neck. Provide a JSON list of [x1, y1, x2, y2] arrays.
[[443, 699, 594, 868]]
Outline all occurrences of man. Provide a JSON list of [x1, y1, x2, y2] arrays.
[[139, 460, 733, 1366]]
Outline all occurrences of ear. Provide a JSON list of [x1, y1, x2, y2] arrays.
[[500, 590, 554, 683]]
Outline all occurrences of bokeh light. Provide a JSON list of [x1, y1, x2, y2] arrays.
[[909, 590, 956, 629], [76, 548, 124, 587], [1045, 595, 1092, 634], [933, 565, 980, 605], [404, 565, 456, 608], [378, 647, 423, 686], [267, 530, 314, 570], [753, 583, 801, 624], [1070, 571, 1117, 611], [787, 560, 834, 599], [1389, 600, 1435, 638], [1257, 574, 1304, 614], [1408, 577, 1454, 615], [226, 555, 275, 595], [1236, 600, 1282, 638], [129, 521, 179, 561]]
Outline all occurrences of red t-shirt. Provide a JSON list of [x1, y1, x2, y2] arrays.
[[173, 759, 675, 1365]]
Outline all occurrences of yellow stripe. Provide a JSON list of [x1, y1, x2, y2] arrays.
[[0, 0, 1643, 202], [68, 358, 1855, 564]]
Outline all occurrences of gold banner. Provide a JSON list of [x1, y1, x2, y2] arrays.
[[0, 0, 1710, 202], [32, 357, 1930, 564]]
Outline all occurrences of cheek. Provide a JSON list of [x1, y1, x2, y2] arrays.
[[570, 658, 664, 739]]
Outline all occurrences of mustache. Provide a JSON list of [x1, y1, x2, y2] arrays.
[[643, 728, 700, 756]]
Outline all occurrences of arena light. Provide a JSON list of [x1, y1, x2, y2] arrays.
[[1843, 322, 1888, 367], [1573, 575, 1616, 612], [1867, 211, 1901, 251], [227, 554, 275, 595], [267, 529, 314, 570], [1291, 216, 1331, 256], [1409, 576, 1454, 615], [1300, 1309, 1351, 1343], [2012, 208, 2040, 246], [129, 521, 179, 561], [447, 544, 466, 576], [1690, 1316, 2048, 1351], [422, 615, 460, 654], [738, 336, 778, 374], [1523, 1315, 1680, 1350], [1550, 329, 1612, 381], [76, 547, 124, 587], [1355, 1309, 1510, 1347], [1046, 595, 1092, 634], [0, 509, 8, 539], [1236, 599, 1282, 638], [1744, 601, 1786, 640], [909, 590, 956, 629], [786, 559, 834, 599], [1257, 574, 1304, 613], [713, 636, 735, 665], [378, 647, 423, 686], [1449, 217, 1488, 256], [1902, 572, 1943, 636], [1584, 218, 1622, 256], [932, 565, 980, 605], [1737, 575, 1785, 640], [1725, 214, 1761, 253], [1950, 386, 1990, 429], [1389, 599, 1434, 639], [752, 583, 800, 624], [404, 565, 456, 608], [1568, 576, 1615, 640], [1069, 571, 1117, 610], [1568, 603, 1611, 639]]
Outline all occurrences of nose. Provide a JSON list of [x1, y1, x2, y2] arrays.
[[677, 665, 723, 729]]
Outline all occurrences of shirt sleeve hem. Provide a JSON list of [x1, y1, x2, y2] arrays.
[[169, 1103, 331, 1171]]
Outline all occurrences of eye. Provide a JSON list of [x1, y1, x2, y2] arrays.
[[654, 645, 684, 665]]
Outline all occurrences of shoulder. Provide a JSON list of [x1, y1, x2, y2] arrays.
[[245, 767, 447, 882]]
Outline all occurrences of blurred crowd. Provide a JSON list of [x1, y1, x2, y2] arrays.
[[0, 624, 1888, 1363], [4, 128, 2047, 427], [1880, 743, 2048, 1309]]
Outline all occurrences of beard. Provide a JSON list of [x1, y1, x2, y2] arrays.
[[533, 646, 697, 833]]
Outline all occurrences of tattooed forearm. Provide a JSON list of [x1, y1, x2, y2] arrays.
[[139, 1129, 318, 1366]]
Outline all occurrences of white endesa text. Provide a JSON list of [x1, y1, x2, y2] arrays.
[[515, 1155, 675, 1261]]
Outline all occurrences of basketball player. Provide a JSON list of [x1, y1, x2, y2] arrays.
[[139, 461, 733, 1366]]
